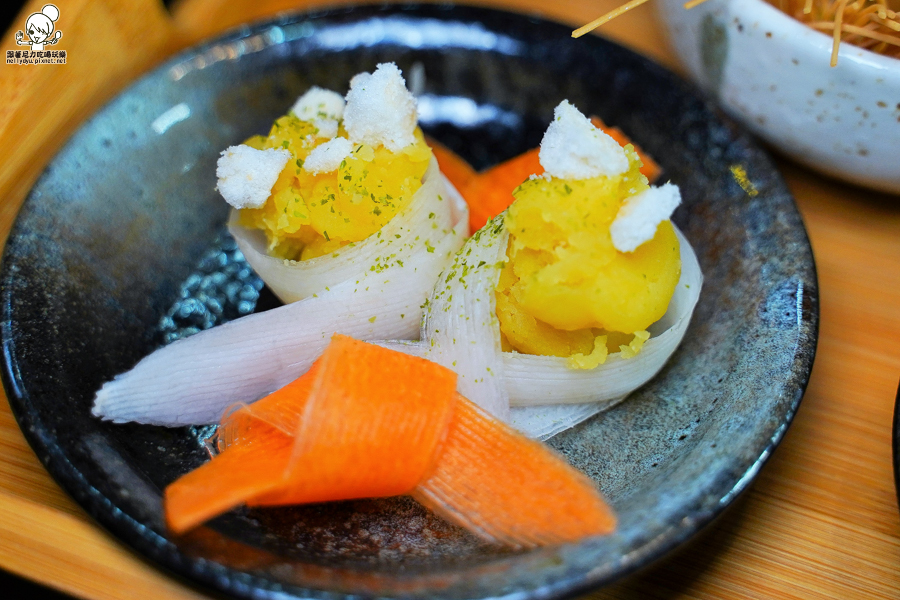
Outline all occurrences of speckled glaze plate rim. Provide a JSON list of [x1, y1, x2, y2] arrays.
[[0, 3, 818, 599]]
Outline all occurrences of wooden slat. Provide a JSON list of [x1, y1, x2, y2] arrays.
[[0, 491, 210, 600], [0, 407, 81, 516]]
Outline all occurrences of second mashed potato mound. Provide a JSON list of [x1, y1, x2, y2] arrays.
[[497, 101, 682, 368]]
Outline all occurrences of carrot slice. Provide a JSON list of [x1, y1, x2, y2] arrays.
[[590, 116, 661, 182], [464, 148, 543, 231], [164, 335, 616, 547], [165, 424, 293, 534], [251, 334, 457, 506], [426, 136, 477, 194], [165, 335, 457, 531], [413, 395, 616, 548], [218, 360, 324, 446], [165, 365, 324, 534]]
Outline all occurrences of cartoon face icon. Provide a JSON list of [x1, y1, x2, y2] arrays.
[[26, 14, 53, 44], [17, 4, 61, 52]]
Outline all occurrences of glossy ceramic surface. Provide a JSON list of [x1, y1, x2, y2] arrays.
[[658, 0, 900, 194], [0, 4, 818, 599]]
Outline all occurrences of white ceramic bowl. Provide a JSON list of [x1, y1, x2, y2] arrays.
[[658, 0, 900, 193]]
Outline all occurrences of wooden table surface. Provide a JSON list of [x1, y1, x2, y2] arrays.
[[1, 0, 899, 598]]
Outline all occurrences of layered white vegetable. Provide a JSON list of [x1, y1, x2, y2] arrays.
[[421, 220, 512, 422], [93, 157, 468, 426], [374, 215, 701, 440]]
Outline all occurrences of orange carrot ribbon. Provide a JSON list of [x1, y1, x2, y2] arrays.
[[165, 335, 616, 547]]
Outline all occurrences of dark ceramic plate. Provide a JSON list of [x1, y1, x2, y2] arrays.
[[0, 4, 818, 599], [894, 382, 900, 513]]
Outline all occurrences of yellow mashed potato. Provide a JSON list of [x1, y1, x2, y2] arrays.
[[238, 115, 432, 261], [496, 148, 681, 368]]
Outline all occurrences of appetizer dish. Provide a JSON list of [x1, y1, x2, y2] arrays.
[[0, 6, 817, 600], [152, 92, 701, 541], [87, 58, 701, 545]]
